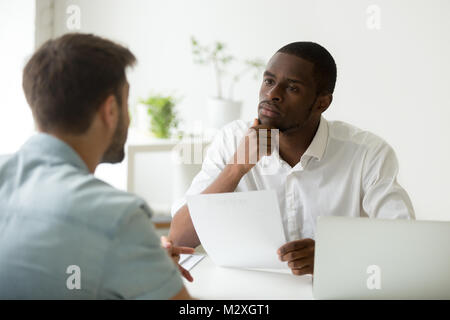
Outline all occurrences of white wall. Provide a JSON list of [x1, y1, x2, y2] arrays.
[[42, 0, 450, 221], [0, 0, 36, 154]]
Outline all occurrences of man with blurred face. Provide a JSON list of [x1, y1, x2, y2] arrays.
[[0, 33, 192, 299], [169, 42, 415, 276]]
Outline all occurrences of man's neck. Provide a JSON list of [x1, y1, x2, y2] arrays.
[[278, 118, 320, 168], [45, 131, 103, 173]]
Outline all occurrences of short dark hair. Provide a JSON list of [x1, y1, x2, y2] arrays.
[[23, 33, 136, 134], [277, 42, 336, 95]]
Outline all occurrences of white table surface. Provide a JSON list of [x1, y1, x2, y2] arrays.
[[183, 253, 314, 300]]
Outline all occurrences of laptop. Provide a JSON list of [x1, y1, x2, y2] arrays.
[[313, 216, 450, 299]]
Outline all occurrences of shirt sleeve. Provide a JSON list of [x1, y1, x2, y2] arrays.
[[170, 126, 231, 217], [361, 141, 415, 220], [99, 205, 184, 299]]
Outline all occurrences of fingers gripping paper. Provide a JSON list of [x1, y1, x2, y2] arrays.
[[187, 190, 288, 270]]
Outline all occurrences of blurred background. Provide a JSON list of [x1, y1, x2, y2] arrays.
[[1, 0, 449, 224]]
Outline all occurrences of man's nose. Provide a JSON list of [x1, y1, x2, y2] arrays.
[[267, 85, 282, 102]]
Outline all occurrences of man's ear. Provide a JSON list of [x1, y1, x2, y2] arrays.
[[316, 94, 333, 114], [98, 95, 118, 130]]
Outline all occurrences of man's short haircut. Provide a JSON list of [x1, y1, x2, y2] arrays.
[[23, 33, 136, 134], [277, 42, 337, 95]]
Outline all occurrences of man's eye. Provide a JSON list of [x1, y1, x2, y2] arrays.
[[264, 79, 274, 85], [288, 86, 299, 92]]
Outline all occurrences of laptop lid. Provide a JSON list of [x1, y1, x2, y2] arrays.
[[313, 216, 450, 299]]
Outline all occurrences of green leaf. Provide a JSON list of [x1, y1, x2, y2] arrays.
[[216, 42, 224, 51], [141, 93, 180, 139]]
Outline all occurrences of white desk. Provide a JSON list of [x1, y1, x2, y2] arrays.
[[184, 255, 314, 300]]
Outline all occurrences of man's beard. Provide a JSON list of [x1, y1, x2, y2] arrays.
[[280, 95, 317, 134], [280, 106, 313, 134], [101, 110, 127, 164]]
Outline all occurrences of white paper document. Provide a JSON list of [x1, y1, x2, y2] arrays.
[[179, 254, 205, 271], [186, 190, 288, 270]]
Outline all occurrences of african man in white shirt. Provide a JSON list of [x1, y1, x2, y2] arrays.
[[168, 42, 415, 276]]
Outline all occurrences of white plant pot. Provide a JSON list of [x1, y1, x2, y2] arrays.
[[136, 103, 152, 134], [206, 97, 242, 129]]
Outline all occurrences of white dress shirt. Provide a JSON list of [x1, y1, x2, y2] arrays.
[[171, 116, 415, 241]]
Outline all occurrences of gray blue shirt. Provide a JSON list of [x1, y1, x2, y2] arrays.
[[0, 133, 183, 299]]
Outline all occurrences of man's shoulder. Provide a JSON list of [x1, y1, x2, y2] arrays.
[[327, 120, 391, 151], [0, 153, 17, 173], [3, 153, 152, 237], [1, 146, 152, 230], [66, 174, 153, 233], [220, 119, 251, 135], [0, 153, 11, 163]]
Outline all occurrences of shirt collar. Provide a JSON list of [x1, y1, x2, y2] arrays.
[[264, 116, 329, 170], [21, 132, 90, 173], [303, 115, 328, 161]]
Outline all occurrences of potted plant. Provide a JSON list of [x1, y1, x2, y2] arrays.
[[191, 37, 265, 129], [136, 93, 179, 139]]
